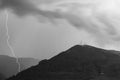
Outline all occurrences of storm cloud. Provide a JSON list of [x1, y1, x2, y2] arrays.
[[1, 0, 120, 47], [0, 0, 63, 20]]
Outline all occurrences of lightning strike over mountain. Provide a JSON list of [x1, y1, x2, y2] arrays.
[[4, 10, 21, 73], [1, 0, 120, 58]]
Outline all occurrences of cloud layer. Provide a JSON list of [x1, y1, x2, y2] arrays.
[[1, 0, 120, 48], [42, 0, 120, 47], [0, 0, 64, 20]]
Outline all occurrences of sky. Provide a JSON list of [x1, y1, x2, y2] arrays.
[[0, 0, 120, 59]]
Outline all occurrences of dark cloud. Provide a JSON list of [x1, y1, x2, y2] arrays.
[[0, 0, 63, 20], [0, 0, 36, 16], [1, 0, 119, 47]]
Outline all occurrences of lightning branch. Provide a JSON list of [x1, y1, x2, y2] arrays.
[[5, 10, 21, 73]]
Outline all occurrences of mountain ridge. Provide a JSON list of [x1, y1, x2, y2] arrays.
[[0, 55, 39, 79], [6, 45, 120, 80]]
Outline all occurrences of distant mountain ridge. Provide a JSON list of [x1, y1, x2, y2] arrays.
[[18, 57, 39, 71], [6, 45, 120, 80], [0, 55, 39, 79]]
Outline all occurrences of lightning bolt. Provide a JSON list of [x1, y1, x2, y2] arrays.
[[4, 10, 21, 73]]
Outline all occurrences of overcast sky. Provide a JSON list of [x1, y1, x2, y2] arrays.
[[0, 0, 120, 59]]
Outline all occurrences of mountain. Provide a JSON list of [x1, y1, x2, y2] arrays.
[[0, 55, 39, 79], [6, 45, 120, 80], [0, 73, 6, 80], [18, 58, 39, 71], [0, 55, 18, 79]]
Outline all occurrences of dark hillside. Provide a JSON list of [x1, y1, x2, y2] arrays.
[[6, 45, 120, 80]]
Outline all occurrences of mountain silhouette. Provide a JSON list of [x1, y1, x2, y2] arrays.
[[0, 55, 39, 79], [6, 45, 120, 80], [0, 55, 18, 79], [0, 72, 6, 80], [18, 57, 39, 71]]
